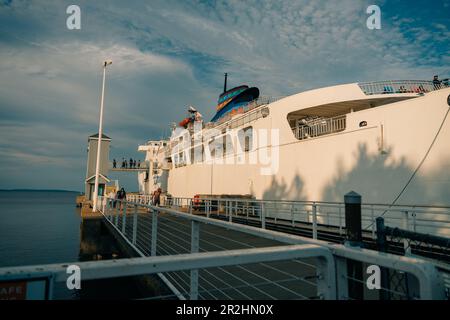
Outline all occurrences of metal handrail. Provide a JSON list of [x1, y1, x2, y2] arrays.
[[3, 195, 442, 300], [292, 115, 346, 140], [128, 195, 450, 238], [97, 196, 447, 299], [210, 95, 281, 128], [358, 80, 448, 96]]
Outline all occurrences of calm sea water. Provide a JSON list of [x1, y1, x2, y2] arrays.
[[0, 190, 145, 299], [0, 190, 81, 268]]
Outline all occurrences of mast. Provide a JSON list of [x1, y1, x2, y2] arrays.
[[223, 73, 228, 93]]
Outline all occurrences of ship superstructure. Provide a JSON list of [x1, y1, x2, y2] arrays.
[[138, 79, 450, 209]]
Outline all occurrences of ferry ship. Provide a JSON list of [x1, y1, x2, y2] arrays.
[[137, 78, 450, 207]]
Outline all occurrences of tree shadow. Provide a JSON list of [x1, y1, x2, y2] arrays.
[[321, 143, 450, 206], [262, 172, 308, 201]]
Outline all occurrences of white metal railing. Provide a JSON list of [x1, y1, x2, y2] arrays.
[[292, 115, 346, 140], [148, 196, 450, 239], [127, 194, 152, 204], [0, 244, 335, 300], [96, 196, 335, 300], [110, 162, 149, 170], [358, 80, 448, 96], [211, 95, 280, 128]]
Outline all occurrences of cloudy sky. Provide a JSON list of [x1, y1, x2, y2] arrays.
[[0, 0, 449, 192]]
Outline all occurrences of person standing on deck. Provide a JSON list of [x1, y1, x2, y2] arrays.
[[152, 188, 162, 206]]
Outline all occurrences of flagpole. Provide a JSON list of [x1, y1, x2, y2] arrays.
[[93, 60, 112, 212]]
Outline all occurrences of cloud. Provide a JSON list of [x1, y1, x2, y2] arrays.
[[0, 0, 448, 191]]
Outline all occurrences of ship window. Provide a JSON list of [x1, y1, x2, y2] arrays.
[[287, 114, 346, 140], [238, 126, 253, 152], [208, 139, 217, 158], [192, 145, 204, 163], [209, 137, 224, 159], [223, 134, 234, 156]]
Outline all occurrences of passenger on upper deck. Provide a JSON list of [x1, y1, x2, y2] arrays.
[[442, 78, 449, 87], [433, 75, 442, 89]]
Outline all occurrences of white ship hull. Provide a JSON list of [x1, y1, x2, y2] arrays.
[[140, 82, 450, 206]]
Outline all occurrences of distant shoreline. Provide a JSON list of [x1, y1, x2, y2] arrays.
[[0, 189, 81, 193]]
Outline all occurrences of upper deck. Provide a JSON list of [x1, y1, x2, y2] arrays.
[[165, 79, 449, 164]]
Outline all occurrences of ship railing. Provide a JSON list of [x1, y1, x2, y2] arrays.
[[292, 115, 346, 140], [109, 162, 149, 170], [209, 95, 283, 129], [358, 80, 449, 96], [4, 196, 445, 300], [161, 196, 450, 241]]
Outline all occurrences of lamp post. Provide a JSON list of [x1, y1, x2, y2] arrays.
[[92, 59, 112, 212]]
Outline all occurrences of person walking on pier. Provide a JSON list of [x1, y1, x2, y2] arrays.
[[113, 159, 116, 168], [137, 160, 141, 168], [130, 158, 134, 169], [124, 159, 128, 169], [117, 187, 127, 209]]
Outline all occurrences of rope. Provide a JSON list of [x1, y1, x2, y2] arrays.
[[365, 104, 450, 230]]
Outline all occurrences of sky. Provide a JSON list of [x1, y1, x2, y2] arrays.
[[0, 0, 449, 192]]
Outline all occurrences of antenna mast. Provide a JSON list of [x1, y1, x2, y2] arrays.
[[223, 73, 228, 93]]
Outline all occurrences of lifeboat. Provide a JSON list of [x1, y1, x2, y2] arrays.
[[179, 117, 191, 128]]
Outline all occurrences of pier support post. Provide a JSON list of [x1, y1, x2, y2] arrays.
[[190, 221, 200, 300], [106, 198, 110, 220], [376, 217, 391, 300], [122, 201, 127, 234], [151, 209, 158, 256], [132, 204, 138, 245], [312, 203, 318, 239], [344, 191, 363, 300], [403, 211, 411, 256], [261, 202, 266, 229], [115, 201, 120, 226], [344, 191, 362, 245]]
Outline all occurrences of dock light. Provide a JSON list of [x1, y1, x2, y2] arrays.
[[93, 59, 112, 212]]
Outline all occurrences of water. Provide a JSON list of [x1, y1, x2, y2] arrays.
[[0, 190, 81, 268], [0, 190, 146, 299]]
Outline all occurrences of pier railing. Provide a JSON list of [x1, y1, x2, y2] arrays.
[[0, 196, 447, 300], [95, 196, 447, 300], [129, 195, 450, 240]]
